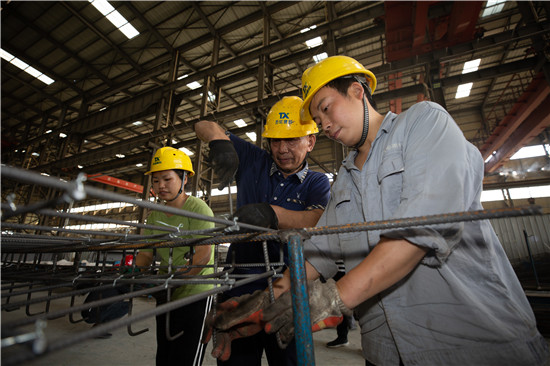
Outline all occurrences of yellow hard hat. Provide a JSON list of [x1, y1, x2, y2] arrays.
[[145, 146, 195, 176], [262, 96, 318, 138], [300, 55, 377, 120]]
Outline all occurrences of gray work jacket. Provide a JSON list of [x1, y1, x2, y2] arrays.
[[304, 102, 549, 365]]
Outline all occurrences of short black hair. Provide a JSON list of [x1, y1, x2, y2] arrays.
[[326, 73, 377, 111], [173, 169, 186, 181]]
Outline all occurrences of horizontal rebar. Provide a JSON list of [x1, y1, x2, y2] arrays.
[[3, 205, 540, 254], [1, 269, 275, 331], [1, 165, 271, 233]]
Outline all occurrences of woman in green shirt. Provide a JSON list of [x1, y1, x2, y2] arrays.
[[136, 147, 215, 366]]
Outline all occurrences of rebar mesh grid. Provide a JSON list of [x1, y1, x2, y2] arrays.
[[1, 165, 542, 366]]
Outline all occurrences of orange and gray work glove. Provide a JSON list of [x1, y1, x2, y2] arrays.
[[231, 202, 278, 232], [202, 290, 271, 361], [262, 278, 353, 346], [207, 140, 239, 190]]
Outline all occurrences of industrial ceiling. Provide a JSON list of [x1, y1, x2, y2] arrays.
[[2, 1, 550, 219]]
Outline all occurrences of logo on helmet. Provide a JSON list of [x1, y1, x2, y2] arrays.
[[275, 118, 295, 125], [153, 157, 161, 165], [302, 83, 311, 98]]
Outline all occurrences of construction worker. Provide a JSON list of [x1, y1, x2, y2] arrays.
[[194, 96, 331, 365], [203, 56, 549, 365], [135, 147, 215, 366]]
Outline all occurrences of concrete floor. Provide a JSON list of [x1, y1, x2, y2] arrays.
[[2, 294, 549, 366]]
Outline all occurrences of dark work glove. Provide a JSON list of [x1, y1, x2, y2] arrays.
[[262, 279, 352, 346], [207, 140, 239, 190], [202, 291, 271, 360], [231, 202, 278, 231]]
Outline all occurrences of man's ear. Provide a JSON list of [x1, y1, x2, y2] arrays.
[[349, 81, 364, 100], [308, 134, 316, 151]]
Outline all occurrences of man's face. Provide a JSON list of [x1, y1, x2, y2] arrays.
[[270, 135, 316, 177], [309, 83, 365, 147]]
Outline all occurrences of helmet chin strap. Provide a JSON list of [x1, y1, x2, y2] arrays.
[[352, 94, 369, 150], [164, 172, 186, 202]]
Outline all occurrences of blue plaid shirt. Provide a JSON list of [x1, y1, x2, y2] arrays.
[[224, 132, 330, 297]]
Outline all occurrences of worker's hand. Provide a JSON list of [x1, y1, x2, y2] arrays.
[[202, 290, 271, 359], [231, 202, 278, 231], [262, 279, 352, 346], [207, 325, 264, 361], [207, 140, 239, 190]]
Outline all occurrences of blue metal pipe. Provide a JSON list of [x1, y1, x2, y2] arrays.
[[287, 233, 315, 365]]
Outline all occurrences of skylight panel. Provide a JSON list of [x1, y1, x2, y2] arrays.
[[300, 25, 317, 33], [0, 49, 13, 60], [313, 52, 328, 63], [11, 57, 29, 70], [89, 0, 139, 40], [510, 144, 549, 160], [455, 82, 473, 99], [462, 59, 480, 74], [300, 25, 322, 48], [455, 59, 481, 99], [305, 36, 323, 48], [234, 119, 246, 127], [187, 81, 201, 90], [106, 11, 127, 28], [482, 0, 506, 18], [179, 147, 194, 156], [119, 24, 139, 39], [90, 0, 114, 15], [246, 132, 257, 142], [0, 48, 55, 85], [24, 66, 42, 78]]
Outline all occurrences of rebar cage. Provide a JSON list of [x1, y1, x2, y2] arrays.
[[1, 165, 542, 366]]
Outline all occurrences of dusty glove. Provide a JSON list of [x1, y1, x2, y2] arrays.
[[207, 140, 239, 190], [262, 278, 352, 346], [231, 202, 278, 231], [202, 290, 271, 360]]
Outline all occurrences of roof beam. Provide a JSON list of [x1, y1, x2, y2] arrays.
[[9, 7, 115, 88], [59, 1, 143, 74], [483, 76, 550, 173], [33, 55, 540, 172]]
